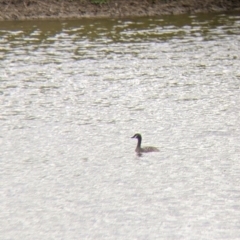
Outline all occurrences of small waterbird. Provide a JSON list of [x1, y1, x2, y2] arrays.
[[131, 133, 159, 154]]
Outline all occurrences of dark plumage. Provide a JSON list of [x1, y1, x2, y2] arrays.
[[131, 133, 159, 154]]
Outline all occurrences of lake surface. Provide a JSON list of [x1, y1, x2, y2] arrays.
[[1, 12, 240, 239]]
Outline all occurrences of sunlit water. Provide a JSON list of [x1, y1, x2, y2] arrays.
[[1, 12, 240, 239]]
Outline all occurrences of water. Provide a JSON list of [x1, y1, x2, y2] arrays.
[[1, 12, 240, 239]]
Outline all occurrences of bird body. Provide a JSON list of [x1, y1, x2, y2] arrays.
[[131, 133, 159, 153]]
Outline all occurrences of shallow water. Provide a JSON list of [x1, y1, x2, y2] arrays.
[[1, 12, 240, 239]]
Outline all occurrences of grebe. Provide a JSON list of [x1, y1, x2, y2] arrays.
[[131, 133, 159, 153]]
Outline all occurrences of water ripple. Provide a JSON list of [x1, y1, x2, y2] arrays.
[[0, 11, 240, 240]]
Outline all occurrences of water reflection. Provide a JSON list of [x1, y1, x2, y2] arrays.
[[1, 11, 240, 240]]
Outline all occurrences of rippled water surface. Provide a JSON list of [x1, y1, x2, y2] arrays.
[[1, 12, 240, 239]]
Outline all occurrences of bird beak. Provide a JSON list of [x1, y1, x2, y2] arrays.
[[131, 135, 135, 138]]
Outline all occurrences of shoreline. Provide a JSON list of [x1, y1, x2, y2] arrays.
[[0, 0, 240, 21]]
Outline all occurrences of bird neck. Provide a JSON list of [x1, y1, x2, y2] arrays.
[[137, 137, 142, 148]]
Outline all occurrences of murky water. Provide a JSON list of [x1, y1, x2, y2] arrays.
[[1, 12, 240, 239]]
